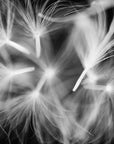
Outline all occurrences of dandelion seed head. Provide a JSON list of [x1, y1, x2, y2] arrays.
[[30, 89, 40, 100], [33, 30, 43, 40], [44, 67, 56, 81]]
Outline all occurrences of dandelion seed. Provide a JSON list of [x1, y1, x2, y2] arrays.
[[15, 0, 60, 57], [0, 1, 30, 55], [73, 11, 114, 91], [0, 0, 14, 46]]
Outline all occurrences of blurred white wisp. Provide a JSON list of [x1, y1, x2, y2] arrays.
[[91, 0, 114, 10], [72, 6, 114, 91]]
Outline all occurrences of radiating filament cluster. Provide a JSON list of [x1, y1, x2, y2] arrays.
[[0, 0, 114, 144]]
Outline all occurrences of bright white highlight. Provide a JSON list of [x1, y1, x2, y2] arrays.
[[105, 83, 113, 93], [44, 67, 56, 80]]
